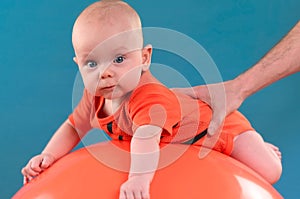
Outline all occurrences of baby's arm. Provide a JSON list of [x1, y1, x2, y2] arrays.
[[21, 119, 83, 183], [119, 125, 162, 199]]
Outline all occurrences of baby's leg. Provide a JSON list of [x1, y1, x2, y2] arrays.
[[265, 142, 282, 160], [230, 131, 282, 184]]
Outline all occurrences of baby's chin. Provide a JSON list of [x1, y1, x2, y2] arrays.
[[95, 91, 124, 100], [88, 86, 130, 100]]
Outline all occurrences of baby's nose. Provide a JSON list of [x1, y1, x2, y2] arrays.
[[100, 66, 114, 79]]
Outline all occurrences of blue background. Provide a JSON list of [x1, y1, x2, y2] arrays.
[[1, 0, 299, 198]]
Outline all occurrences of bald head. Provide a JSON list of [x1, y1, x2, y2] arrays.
[[72, 0, 143, 50], [76, 0, 141, 27]]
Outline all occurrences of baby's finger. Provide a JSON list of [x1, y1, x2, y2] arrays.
[[22, 166, 40, 178], [141, 190, 150, 199], [23, 176, 29, 185], [21, 167, 27, 177], [40, 156, 54, 169], [125, 191, 134, 199], [23, 175, 33, 184], [278, 153, 282, 160], [21, 168, 35, 184], [133, 190, 143, 199], [119, 190, 126, 199], [30, 159, 43, 172]]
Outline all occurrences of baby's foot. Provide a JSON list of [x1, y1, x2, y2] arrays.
[[265, 142, 282, 160]]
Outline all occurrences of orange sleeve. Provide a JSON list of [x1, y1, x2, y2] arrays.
[[128, 83, 181, 136], [68, 89, 93, 134]]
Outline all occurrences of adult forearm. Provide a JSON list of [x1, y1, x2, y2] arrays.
[[236, 20, 300, 99], [42, 120, 81, 160]]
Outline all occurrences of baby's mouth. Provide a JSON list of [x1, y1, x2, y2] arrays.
[[101, 85, 116, 90]]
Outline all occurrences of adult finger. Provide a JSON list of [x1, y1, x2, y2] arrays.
[[198, 109, 225, 158], [207, 111, 225, 137]]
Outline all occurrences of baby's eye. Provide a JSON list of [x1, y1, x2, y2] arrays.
[[113, 56, 125, 64], [86, 61, 97, 68]]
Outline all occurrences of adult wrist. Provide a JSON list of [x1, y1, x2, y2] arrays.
[[232, 75, 249, 101]]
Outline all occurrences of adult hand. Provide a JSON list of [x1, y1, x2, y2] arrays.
[[21, 153, 56, 184], [173, 79, 244, 136], [173, 80, 245, 158]]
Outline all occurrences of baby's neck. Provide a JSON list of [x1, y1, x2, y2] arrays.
[[100, 96, 125, 117], [101, 99, 114, 117]]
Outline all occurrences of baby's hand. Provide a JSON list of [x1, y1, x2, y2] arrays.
[[21, 153, 55, 184], [119, 175, 151, 199]]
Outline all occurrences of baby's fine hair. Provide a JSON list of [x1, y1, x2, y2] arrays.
[[76, 0, 141, 29]]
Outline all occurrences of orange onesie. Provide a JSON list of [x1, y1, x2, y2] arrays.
[[69, 71, 253, 155]]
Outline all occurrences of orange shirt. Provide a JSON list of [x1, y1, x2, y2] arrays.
[[69, 71, 253, 155]]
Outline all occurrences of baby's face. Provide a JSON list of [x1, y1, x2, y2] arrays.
[[72, 18, 150, 100]]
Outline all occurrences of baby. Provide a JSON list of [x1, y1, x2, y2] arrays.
[[22, 1, 282, 199]]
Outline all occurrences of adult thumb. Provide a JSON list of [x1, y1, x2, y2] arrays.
[[207, 111, 225, 137]]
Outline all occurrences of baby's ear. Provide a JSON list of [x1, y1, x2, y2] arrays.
[[141, 44, 152, 71], [73, 57, 78, 64]]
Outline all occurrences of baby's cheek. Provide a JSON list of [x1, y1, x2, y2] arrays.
[[118, 66, 142, 90], [80, 70, 99, 95]]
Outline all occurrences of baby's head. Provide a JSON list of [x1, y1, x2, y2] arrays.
[[72, 0, 143, 56], [72, 0, 152, 99]]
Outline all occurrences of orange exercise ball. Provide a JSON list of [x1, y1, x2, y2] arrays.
[[13, 140, 283, 199]]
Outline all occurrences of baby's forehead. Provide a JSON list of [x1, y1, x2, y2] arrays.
[[88, 30, 143, 55]]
